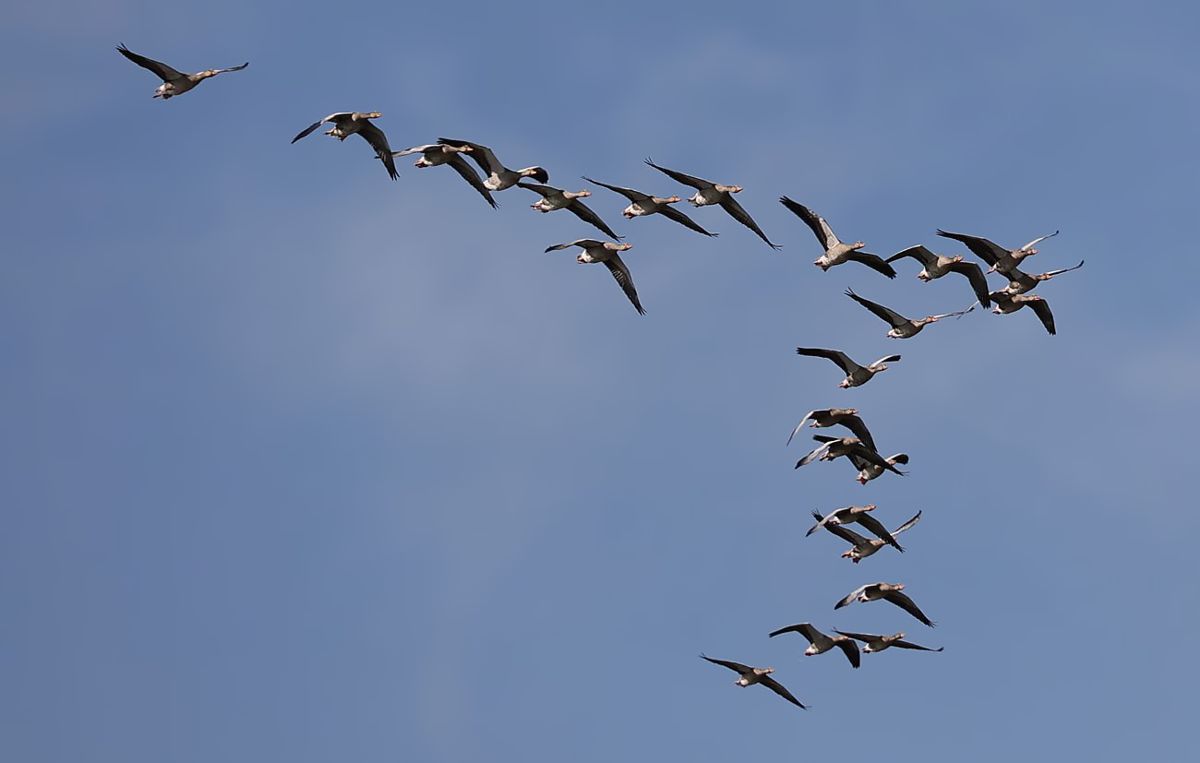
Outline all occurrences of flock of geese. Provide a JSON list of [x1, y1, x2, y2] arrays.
[[117, 43, 1084, 714]]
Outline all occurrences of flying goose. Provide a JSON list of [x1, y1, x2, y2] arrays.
[[779, 197, 896, 277], [390, 143, 497, 208], [116, 44, 248, 100], [845, 289, 974, 339], [795, 435, 907, 478], [849, 451, 909, 485], [795, 347, 901, 389], [1000, 260, 1085, 295], [545, 240, 644, 314], [519, 183, 622, 240], [699, 654, 807, 709], [805, 505, 905, 552], [834, 630, 943, 654], [885, 245, 991, 306], [582, 177, 718, 237], [835, 582, 935, 627], [767, 623, 860, 668], [987, 290, 1056, 335], [644, 159, 779, 249], [812, 509, 922, 562], [437, 137, 548, 191], [292, 112, 399, 180], [787, 408, 876, 451], [937, 229, 1060, 275]]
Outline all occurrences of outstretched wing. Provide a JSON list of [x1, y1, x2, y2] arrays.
[[947, 260, 992, 306], [891, 510, 923, 537], [1027, 298, 1056, 335], [605, 255, 645, 315], [116, 44, 183, 82], [838, 414, 876, 454], [884, 589, 935, 627], [786, 410, 818, 447], [886, 245, 936, 267], [644, 158, 712, 190], [795, 441, 832, 469], [779, 196, 839, 249], [358, 122, 398, 180], [291, 113, 353, 144], [835, 585, 870, 610], [659, 205, 718, 237], [699, 654, 752, 674], [845, 289, 909, 329], [892, 639, 944, 652], [835, 639, 861, 669], [767, 623, 820, 643], [795, 347, 857, 375], [854, 513, 904, 552], [845, 251, 898, 278], [447, 154, 498, 208], [937, 229, 1007, 266], [759, 675, 808, 709], [517, 182, 558, 198], [544, 239, 603, 253], [582, 176, 648, 202], [210, 62, 249, 75], [568, 199, 623, 241], [719, 195, 780, 250], [438, 138, 499, 175]]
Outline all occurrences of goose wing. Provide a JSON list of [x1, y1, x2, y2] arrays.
[[891, 510, 923, 537], [845, 289, 909, 328], [838, 414, 877, 454], [581, 176, 648, 202], [849, 443, 906, 475], [795, 347, 859, 375], [767, 622, 821, 643], [937, 229, 1007, 266], [870, 353, 902, 368], [759, 675, 808, 709], [518, 182, 559, 198], [209, 62, 249, 75], [643, 158, 713, 189], [438, 138, 500, 175], [814, 513, 871, 546], [835, 585, 871, 610], [1019, 230, 1060, 251], [359, 122, 398, 180], [116, 44, 183, 82], [833, 629, 879, 644], [1027, 297, 1056, 335], [795, 441, 832, 469], [446, 154, 498, 208], [605, 255, 645, 315], [567, 199, 623, 241], [1042, 259, 1085, 278], [291, 112, 354, 144], [845, 251, 898, 278], [883, 589, 934, 627], [544, 239, 603, 253], [947, 260, 992, 306], [658, 204, 719, 237], [392, 144, 441, 157], [718, 195, 780, 250], [699, 654, 753, 674], [892, 639, 944, 652], [786, 409, 820, 447], [779, 196, 839, 249], [835, 639, 861, 669], [886, 245, 936, 267], [854, 513, 904, 552]]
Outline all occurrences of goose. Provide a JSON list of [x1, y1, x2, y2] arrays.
[[834, 630, 943, 654], [767, 623, 860, 668], [779, 197, 896, 277], [644, 159, 779, 249], [987, 290, 1056, 335], [849, 451, 909, 485], [812, 509, 922, 562], [390, 143, 497, 208], [885, 244, 991, 306], [699, 655, 807, 709], [1000, 260, 1085, 295], [805, 505, 904, 552], [937, 229, 1060, 275], [437, 137, 548, 191], [787, 408, 875, 451], [795, 435, 907, 478], [840, 583, 931, 623], [116, 44, 248, 100], [835, 582, 934, 627], [519, 183, 621, 240], [291, 112, 398, 180], [795, 347, 901, 389], [545, 240, 644, 314], [582, 177, 718, 237], [845, 289, 974, 339]]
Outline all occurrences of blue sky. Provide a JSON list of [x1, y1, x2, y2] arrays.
[[3, 2, 1199, 760]]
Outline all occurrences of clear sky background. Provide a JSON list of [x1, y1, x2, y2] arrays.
[[3, 2, 1198, 761]]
